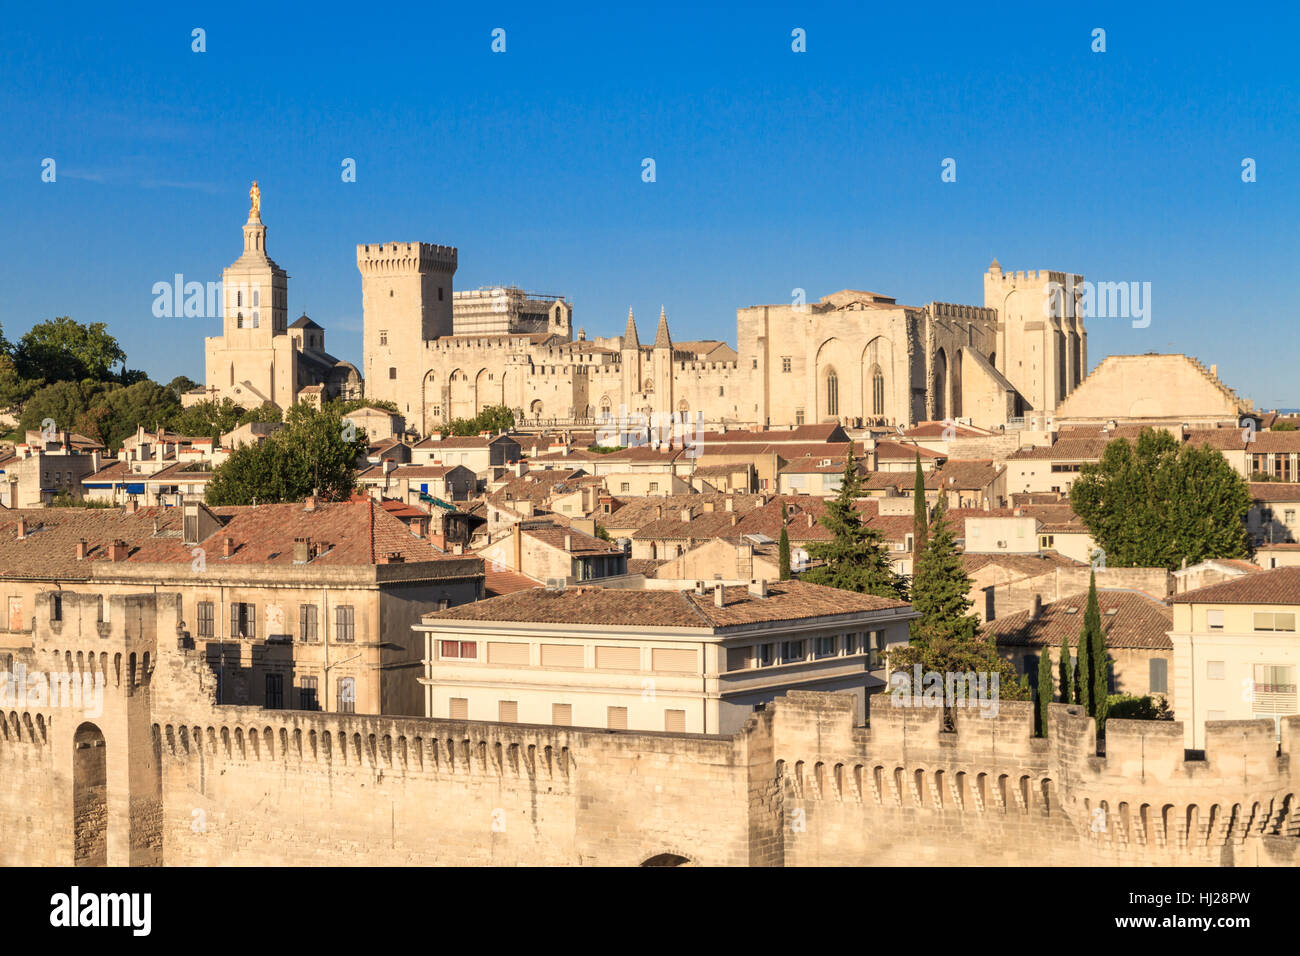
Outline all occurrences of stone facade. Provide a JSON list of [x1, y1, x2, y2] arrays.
[[6, 590, 1300, 867], [200, 194, 361, 411]]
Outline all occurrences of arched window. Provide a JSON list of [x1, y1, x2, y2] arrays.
[[826, 370, 839, 417], [236, 291, 242, 307], [236, 312, 243, 328], [252, 288, 260, 307], [872, 365, 885, 416]]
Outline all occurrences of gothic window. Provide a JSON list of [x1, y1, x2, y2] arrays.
[[826, 370, 839, 417], [379, 330, 388, 346], [236, 312, 243, 328], [252, 310, 259, 327], [782, 356, 792, 373], [236, 291, 242, 307], [252, 289, 260, 307], [872, 365, 885, 416]]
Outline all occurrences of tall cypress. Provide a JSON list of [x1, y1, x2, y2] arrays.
[[1036, 648, 1053, 737], [1077, 614, 1092, 715], [912, 453, 928, 557], [1058, 632, 1073, 709], [1084, 572, 1110, 728], [778, 526, 791, 581]]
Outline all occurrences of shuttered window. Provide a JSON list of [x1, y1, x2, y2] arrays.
[[664, 709, 686, 733], [552, 703, 572, 726], [1149, 658, 1168, 694], [607, 706, 628, 730], [498, 700, 518, 723], [449, 697, 468, 720], [652, 648, 697, 673], [488, 642, 530, 665], [726, 646, 750, 671], [595, 645, 640, 670], [541, 644, 584, 668]]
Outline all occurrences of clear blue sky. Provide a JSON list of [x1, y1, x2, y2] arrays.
[[3, 2, 1297, 407]]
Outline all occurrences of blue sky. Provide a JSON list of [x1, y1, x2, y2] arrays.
[[3, 2, 1297, 407]]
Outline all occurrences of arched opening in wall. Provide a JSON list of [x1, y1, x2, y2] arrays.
[[422, 370, 439, 433], [932, 348, 948, 421], [950, 349, 963, 419], [529, 399, 544, 420], [1055, 330, 1067, 403], [870, 364, 885, 417], [599, 396, 612, 420], [988, 351, 996, 371], [73, 722, 107, 867], [641, 853, 692, 867], [474, 367, 493, 414]]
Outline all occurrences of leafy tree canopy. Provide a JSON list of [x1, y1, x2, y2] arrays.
[[1070, 428, 1252, 570], [446, 404, 514, 437], [205, 402, 367, 506], [13, 316, 127, 383]]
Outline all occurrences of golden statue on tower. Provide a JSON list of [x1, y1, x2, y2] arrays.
[[249, 180, 261, 219]]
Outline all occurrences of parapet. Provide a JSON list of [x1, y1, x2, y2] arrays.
[[356, 241, 458, 274]]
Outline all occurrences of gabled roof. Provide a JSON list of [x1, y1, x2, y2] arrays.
[[986, 590, 1173, 650], [1171, 565, 1300, 605]]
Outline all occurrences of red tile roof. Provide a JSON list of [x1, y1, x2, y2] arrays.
[[986, 590, 1173, 650], [424, 579, 909, 629], [1170, 566, 1300, 605]]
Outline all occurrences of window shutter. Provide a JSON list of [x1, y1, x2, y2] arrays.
[[552, 703, 572, 726], [651, 648, 697, 673], [449, 697, 468, 720], [607, 706, 628, 730], [595, 646, 640, 670], [498, 700, 518, 723], [230, 603, 238, 638], [664, 709, 686, 733]]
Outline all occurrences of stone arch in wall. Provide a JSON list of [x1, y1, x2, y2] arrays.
[[931, 347, 949, 422], [73, 721, 107, 867], [448, 368, 472, 421], [529, 399, 544, 419], [473, 367, 495, 414], [421, 370, 439, 434], [1055, 330, 1067, 404], [598, 395, 613, 420], [640, 852, 694, 867], [951, 348, 963, 419], [860, 335, 895, 423], [815, 338, 845, 423]]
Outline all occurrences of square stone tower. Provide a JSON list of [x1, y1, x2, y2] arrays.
[[357, 242, 458, 413], [983, 259, 1086, 417]]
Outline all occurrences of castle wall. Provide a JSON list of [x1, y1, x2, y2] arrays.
[[7, 592, 1295, 867]]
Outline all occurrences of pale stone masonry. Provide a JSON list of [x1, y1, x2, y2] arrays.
[[4, 590, 1300, 866]]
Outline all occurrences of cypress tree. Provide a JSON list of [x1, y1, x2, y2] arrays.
[[1058, 632, 1073, 708], [1076, 612, 1092, 715], [803, 450, 908, 599], [778, 526, 791, 581], [912, 453, 928, 557], [1036, 648, 1053, 737], [1084, 573, 1110, 729], [909, 500, 979, 643]]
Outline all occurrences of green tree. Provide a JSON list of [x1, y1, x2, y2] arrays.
[[1272, 421, 1298, 432], [1058, 632, 1073, 709], [238, 402, 283, 425], [166, 375, 201, 400], [1077, 600, 1092, 715], [1082, 573, 1111, 729], [908, 501, 978, 643], [0, 354, 39, 409], [205, 402, 367, 506], [912, 453, 928, 558], [1105, 694, 1173, 720], [778, 526, 791, 581], [1071, 429, 1251, 570], [447, 404, 514, 437], [801, 451, 907, 599], [170, 398, 245, 443], [18, 380, 104, 439], [14, 317, 126, 383], [889, 501, 1030, 722], [1036, 649, 1054, 737]]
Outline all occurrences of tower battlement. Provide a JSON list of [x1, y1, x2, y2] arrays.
[[356, 241, 458, 274]]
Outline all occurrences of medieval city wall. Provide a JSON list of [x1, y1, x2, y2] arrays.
[[6, 598, 1300, 867]]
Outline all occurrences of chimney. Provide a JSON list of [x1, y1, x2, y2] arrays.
[[748, 578, 768, 598], [304, 495, 317, 512], [694, 580, 706, 594], [383, 459, 395, 475], [413, 517, 426, 538], [452, 543, 464, 555], [724, 498, 734, 512], [15, 517, 26, 540], [126, 499, 139, 514], [680, 507, 692, 522], [564, 534, 572, 551], [713, 584, 725, 608], [293, 537, 310, 563], [656, 505, 663, 519], [76, 538, 88, 560], [381, 551, 405, 564], [1030, 594, 1042, 620], [223, 536, 235, 558], [108, 539, 128, 562]]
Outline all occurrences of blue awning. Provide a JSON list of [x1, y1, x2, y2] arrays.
[[126, 483, 146, 494]]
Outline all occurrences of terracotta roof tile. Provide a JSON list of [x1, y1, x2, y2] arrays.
[[987, 590, 1172, 650]]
